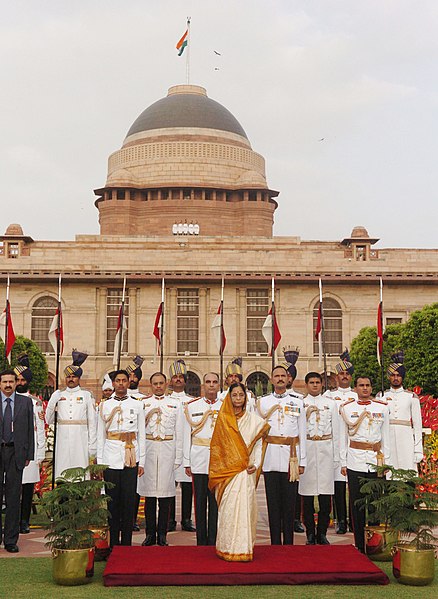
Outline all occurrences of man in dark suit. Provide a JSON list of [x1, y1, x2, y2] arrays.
[[0, 369, 34, 553]]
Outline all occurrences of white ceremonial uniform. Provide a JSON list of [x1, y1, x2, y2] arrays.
[[137, 395, 184, 498], [383, 387, 423, 469], [128, 388, 146, 401], [97, 395, 146, 469], [22, 394, 46, 484], [46, 386, 97, 478], [339, 398, 391, 472], [298, 394, 339, 496], [169, 390, 193, 483], [258, 392, 307, 472], [218, 389, 256, 413], [183, 396, 223, 474], [324, 387, 358, 482]]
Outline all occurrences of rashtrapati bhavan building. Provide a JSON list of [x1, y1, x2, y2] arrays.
[[1, 84, 437, 397]]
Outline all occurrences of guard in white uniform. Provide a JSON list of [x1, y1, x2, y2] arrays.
[[183, 372, 222, 546], [46, 351, 96, 479], [324, 350, 357, 534], [258, 365, 307, 545], [384, 352, 423, 470], [218, 358, 256, 413], [137, 372, 184, 547], [14, 356, 46, 534], [339, 375, 390, 553], [299, 372, 339, 545], [167, 360, 196, 533], [97, 369, 146, 547], [282, 346, 306, 534], [100, 374, 114, 406]]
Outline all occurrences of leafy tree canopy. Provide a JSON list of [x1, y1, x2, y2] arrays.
[[350, 303, 437, 396]]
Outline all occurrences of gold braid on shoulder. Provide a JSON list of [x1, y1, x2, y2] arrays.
[[184, 403, 213, 437], [256, 399, 281, 421], [340, 406, 371, 437], [101, 404, 122, 432], [145, 407, 162, 427], [306, 405, 320, 422]]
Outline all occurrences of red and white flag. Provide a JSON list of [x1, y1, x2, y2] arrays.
[[48, 306, 64, 356], [153, 303, 163, 355], [262, 308, 281, 356], [211, 303, 226, 353], [113, 304, 127, 366], [0, 301, 16, 360], [377, 278, 384, 366], [315, 300, 323, 365]]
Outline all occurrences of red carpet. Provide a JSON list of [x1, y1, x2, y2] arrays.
[[103, 545, 389, 586]]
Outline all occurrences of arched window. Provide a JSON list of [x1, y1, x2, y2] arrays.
[[31, 296, 57, 353], [313, 298, 343, 356], [186, 371, 201, 397], [245, 371, 270, 398]]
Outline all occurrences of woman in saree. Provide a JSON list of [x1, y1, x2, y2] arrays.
[[209, 382, 270, 561]]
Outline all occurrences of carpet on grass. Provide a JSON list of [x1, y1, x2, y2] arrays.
[[103, 544, 389, 586]]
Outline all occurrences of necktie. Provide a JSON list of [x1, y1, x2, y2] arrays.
[[3, 398, 13, 443]]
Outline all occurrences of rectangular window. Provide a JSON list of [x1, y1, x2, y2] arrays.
[[177, 288, 199, 354], [386, 317, 402, 326], [106, 289, 129, 354], [8, 243, 19, 258], [246, 289, 269, 355]]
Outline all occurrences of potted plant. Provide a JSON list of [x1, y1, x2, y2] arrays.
[[41, 464, 112, 586], [360, 465, 438, 585], [359, 470, 399, 561]]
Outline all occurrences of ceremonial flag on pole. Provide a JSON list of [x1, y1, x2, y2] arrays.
[[48, 306, 64, 356], [153, 303, 163, 354], [0, 283, 16, 361], [211, 303, 226, 353], [315, 279, 323, 366], [113, 278, 127, 368], [176, 28, 188, 56], [262, 308, 281, 356], [377, 278, 384, 366]]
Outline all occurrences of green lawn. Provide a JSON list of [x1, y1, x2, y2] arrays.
[[1, 558, 437, 599]]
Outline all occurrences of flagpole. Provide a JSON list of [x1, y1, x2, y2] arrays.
[[117, 277, 126, 370], [186, 17, 191, 85], [52, 273, 62, 490], [160, 278, 165, 373], [379, 277, 384, 395], [271, 278, 275, 372], [220, 277, 224, 391], [319, 279, 328, 391], [4, 276, 10, 364]]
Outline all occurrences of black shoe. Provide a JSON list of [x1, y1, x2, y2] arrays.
[[305, 533, 316, 545], [336, 521, 347, 535], [157, 534, 168, 546], [294, 520, 305, 533], [141, 534, 156, 546], [317, 533, 330, 545], [5, 544, 19, 553], [167, 520, 177, 532], [348, 522, 354, 532], [181, 519, 196, 532], [132, 522, 140, 532], [19, 522, 30, 534]]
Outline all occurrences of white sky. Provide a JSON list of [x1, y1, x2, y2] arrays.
[[1, 0, 437, 248]]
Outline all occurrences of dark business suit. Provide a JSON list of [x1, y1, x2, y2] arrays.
[[0, 392, 35, 546]]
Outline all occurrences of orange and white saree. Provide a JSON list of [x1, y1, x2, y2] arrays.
[[209, 392, 269, 561]]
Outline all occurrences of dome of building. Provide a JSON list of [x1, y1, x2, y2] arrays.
[[4, 223, 24, 236], [351, 226, 369, 238], [126, 85, 248, 140]]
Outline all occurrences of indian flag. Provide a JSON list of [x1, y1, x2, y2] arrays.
[[176, 29, 188, 56]]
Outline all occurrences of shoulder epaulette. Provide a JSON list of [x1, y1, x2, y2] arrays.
[[139, 394, 152, 400], [187, 396, 201, 405], [372, 398, 388, 405], [340, 397, 356, 408]]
